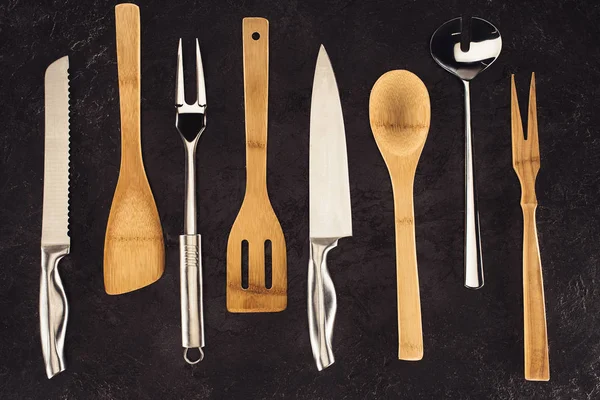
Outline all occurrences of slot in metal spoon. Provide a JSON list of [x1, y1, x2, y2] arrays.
[[430, 17, 502, 289]]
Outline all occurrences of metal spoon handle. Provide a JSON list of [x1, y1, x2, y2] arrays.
[[463, 80, 484, 289]]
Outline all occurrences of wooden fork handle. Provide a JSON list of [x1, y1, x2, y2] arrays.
[[522, 203, 550, 381], [115, 4, 142, 167], [392, 175, 424, 361], [242, 17, 269, 194]]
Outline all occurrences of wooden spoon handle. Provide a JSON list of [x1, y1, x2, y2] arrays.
[[392, 175, 424, 361], [115, 3, 142, 168], [522, 204, 550, 381], [242, 17, 269, 194]]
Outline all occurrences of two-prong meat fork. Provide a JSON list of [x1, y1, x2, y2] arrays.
[[511, 73, 550, 381], [175, 39, 206, 364]]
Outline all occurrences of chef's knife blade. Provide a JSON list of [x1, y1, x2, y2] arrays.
[[309, 45, 352, 239], [40, 56, 70, 379], [308, 45, 352, 371]]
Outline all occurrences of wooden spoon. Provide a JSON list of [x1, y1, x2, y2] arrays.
[[104, 3, 164, 295], [369, 70, 430, 360]]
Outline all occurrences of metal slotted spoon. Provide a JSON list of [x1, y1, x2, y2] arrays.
[[430, 17, 502, 290]]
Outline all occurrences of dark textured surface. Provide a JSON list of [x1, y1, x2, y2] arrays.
[[1, 0, 599, 398]]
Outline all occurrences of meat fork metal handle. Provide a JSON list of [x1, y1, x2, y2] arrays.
[[180, 234, 204, 364], [180, 141, 204, 364]]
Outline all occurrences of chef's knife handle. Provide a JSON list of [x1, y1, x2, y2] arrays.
[[40, 245, 69, 379], [180, 234, 205, 364], [307, 238, 338, 371]]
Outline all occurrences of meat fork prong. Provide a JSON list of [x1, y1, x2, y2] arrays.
[[176, 38, 207, 112], [176, 39, 186, 107], [196, 39, 207, 107]]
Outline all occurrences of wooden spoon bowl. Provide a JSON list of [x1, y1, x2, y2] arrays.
[[369, 70, 430, 360], [370, 71, 430, 158]]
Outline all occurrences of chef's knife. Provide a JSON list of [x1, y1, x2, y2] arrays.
[[308, 45, 352, 371], [40, 56, 70, 379]]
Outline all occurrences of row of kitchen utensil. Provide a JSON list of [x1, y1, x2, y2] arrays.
[[39, 3, 549, 382]]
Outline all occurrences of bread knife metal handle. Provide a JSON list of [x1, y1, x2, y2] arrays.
[[40, 245, 69, 378]]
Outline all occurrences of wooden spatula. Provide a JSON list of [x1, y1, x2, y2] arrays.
[[226, 17, 287, 312], [104, 3, 165, 295]]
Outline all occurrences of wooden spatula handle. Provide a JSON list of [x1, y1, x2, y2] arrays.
[[115, 3, 142, 169], [522, 204, 550, 381], [242, 17, 269, 195], [392, 174, 424, 361]]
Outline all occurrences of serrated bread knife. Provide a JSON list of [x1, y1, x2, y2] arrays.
[[40, 56, 70, 379], [308, 45, 352, 371]]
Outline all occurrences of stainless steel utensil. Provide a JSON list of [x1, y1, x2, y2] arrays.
[[430, 17, 502, 289], [40, 56, 71, 379], [308, 45, 352, 371], [175, 38, 206, 364]]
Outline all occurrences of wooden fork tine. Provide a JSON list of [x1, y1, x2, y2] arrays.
[[511, 75, 524, 165], [511, 75, 524, 139], [527, 73, 540, 160]]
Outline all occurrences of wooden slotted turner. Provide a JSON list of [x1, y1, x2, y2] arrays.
[[104, 4, 165, 294], [226, 17, 287, 312]]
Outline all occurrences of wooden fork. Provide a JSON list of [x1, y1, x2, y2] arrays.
[[511, 73, 550, 381]]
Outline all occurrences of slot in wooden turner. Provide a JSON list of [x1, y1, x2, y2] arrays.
[[104, 3, 164, 295], [226, 18, 287, 312]]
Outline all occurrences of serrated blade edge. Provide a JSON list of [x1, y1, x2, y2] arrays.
[[41, 56, 70, 247]]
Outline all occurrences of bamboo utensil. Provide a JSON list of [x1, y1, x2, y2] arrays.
[[369, 70, 430, 360], [226, 17, 287, 312], [511, 73, 550, 381], [104, 3, 164, 295]]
